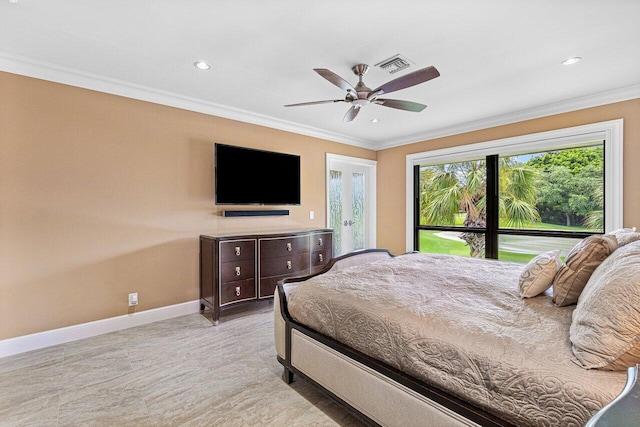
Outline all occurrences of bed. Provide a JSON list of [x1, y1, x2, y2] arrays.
[[274, 234, 640, 426]]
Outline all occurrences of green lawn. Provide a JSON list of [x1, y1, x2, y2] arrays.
[[418, 229, 578, 263]]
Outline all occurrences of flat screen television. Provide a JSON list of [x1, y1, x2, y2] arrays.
[[215, 143, 301, 205]]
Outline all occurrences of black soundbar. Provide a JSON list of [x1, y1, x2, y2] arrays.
[[222, 210, 290, 217]]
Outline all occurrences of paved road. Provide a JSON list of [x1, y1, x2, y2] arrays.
[[436, 231, 580, 255]]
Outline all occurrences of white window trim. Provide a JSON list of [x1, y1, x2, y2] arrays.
[[405, 119, 624, 252]]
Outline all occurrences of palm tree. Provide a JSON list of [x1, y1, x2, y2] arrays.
[[420, 158, 540, 257], [584, 184, 604, 231]]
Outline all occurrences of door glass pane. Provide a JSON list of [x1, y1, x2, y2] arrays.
[[498, 235, 582, 264], [499, 144, 604, 232], [418, 160, 487, 228], [329, 170, 342, 255], [351, 172, 365, 250]]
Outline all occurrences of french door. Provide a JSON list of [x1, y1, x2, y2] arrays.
[[326, 154, 376, 256]]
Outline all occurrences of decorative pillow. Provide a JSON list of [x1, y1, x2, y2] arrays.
[[518, 250, 560, 298], [570, 240, 640, 370], [608, 227, 636, 233], [616, 232, 640, 246], [607, 227, 640, 246], [552, 234, 618, 306]]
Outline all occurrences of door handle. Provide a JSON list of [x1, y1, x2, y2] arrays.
[[343, 220, 353, 226]]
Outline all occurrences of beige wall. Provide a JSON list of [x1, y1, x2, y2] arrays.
[[2, 70, 638, 341], [0, 71, 375, 340], [377, 98, 640, 254]]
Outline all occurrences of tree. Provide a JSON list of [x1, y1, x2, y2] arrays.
[[527, 146, 604, 229], [527, 146, 603, 173], [420, 158, 539, 257], [583, 175, 604, 230]]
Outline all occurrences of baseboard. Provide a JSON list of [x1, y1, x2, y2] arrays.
[[0, 300, 201, 359]]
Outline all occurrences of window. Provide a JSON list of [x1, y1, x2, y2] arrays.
[[406, 120, 623, 262]]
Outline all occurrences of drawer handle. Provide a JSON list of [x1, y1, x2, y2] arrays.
[[235, 266, 241, 276], [286, 260, 292, 270], [318, 253, 324, 262], [235, 286, 241, 297], [235, 246, 241, 256], [286, 243, 292, 251], [318, 238, 323, 246]]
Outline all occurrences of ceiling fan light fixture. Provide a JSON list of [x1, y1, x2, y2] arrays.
[[286, 63, 440, 122], [194, 61, 211, 70], [562, 56, 582, 65]]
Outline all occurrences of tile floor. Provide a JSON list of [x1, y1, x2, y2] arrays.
[[0, 303, 366, 426]]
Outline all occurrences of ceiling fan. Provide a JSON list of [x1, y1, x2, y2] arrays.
[[285, 64, 440, 123]]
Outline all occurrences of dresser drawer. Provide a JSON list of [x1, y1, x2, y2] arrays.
[[260, 253, 309, 277], [260, 236, 310, 259], [311, 249, 331, 268], [220, 259, 255, 283], [220, 279, 256, 305], [259, 276, 283, 299], [311, 232, 332, 251], [219, 240, 255, 262]]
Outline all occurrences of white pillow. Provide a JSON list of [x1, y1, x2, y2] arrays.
[[518, 250, 561, 298], [607, 227, 640, 246], [571, 240, 640, 370]]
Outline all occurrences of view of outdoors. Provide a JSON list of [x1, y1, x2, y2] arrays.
[[417, 144, 604, 263]]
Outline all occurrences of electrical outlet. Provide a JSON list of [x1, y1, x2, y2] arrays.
[[128, 292, 138, 306]]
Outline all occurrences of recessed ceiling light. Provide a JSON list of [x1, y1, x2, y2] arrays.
[[194, 61, 211, 70], [562, 57, 582, 66], [370, 118, 380, 123]]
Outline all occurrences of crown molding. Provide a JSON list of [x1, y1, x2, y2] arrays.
[[1, 53, 638, 152], [0, 53, 375, 149], [379, 84, 640, 150]]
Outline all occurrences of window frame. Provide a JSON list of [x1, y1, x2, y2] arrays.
[[405, 119, 623, 253]]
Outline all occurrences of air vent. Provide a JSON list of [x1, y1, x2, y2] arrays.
[[374, 54, 413, 74]]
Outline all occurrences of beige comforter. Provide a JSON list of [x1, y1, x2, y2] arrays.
[[287, 252, 626, 426]]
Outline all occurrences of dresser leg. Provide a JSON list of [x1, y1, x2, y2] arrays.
[[212, 305, 220, 326], [282, 367, 294, 384]]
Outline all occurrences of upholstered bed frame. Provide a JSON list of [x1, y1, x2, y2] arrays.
[[274, 249, 513, 427], [274, 248, 639, 427]]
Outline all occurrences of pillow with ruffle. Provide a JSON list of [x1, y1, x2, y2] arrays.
[[552, 234, 618, 306], [518, 250, 560, 298], [607, 227, 640, 246], [570, 240, 640, 370]]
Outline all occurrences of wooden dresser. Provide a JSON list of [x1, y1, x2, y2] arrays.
[[199, 229, 332, 324]]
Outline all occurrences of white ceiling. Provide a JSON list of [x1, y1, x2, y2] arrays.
[[1, 0, 639, 150]]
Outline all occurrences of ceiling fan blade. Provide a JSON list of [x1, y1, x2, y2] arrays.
[[314, 68, 357, 93], [376, 98, 427, 112], [370, 66, 440, 96], [343, 105, 360, 123], [284, 99, 344, 107]]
